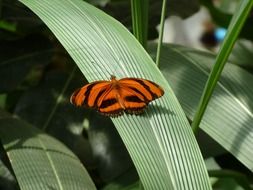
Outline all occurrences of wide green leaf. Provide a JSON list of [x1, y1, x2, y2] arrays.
[[20, 0, 211, 189], [13, 70, 94, 164], [156, 44, 253, 172], [0, 110, 96, 190], [229, 39, 253, 68]]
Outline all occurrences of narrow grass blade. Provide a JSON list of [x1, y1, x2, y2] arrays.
[[131, 0, 148, 48]]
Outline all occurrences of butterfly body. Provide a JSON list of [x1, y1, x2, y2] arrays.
[[71, 75, 164, 117]]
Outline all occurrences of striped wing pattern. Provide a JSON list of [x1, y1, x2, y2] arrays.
[[70, 76, 164, 117], [70, 81, 111, 107]]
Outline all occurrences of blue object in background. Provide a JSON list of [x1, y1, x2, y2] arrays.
[[215, 27, 227, 42]]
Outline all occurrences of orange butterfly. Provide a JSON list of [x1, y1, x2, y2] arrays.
[[70, 75, 164, 117]]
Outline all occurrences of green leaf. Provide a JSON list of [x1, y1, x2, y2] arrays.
[[0, 110, 96, 190], [156, 43, 253, 172], [102, 180, 142, 190], [0, 160, 17, 190], [0, 94, 7, 108], [20, 0, 211, 189], [14, 70, 93, 164], [229, 39, 253, 68], [191, 0, 253, 133], [131, 0, 148, 48], [0, 20, 16, 32], [209, 170, 252, 190]]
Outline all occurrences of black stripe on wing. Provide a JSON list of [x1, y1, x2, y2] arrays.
[[123, 95, 147, 114], [93, 88, 107, 108], [99, 99, 124, 117], [99, 98, 118, 109], [126, 87, 149, 102], [82, 82, 101, 107], [121, 78, 164, 101], [125, 95, 144, 103], [130, 79, 159, 99]]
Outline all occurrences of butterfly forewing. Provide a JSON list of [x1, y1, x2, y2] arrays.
[[119, 78, 164, 101], [70, 81, 111, 107]]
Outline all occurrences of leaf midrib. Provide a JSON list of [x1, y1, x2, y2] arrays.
[[38, 136, 63, 190]]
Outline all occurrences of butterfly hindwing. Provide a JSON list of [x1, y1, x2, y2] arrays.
[[120, 86, 147, 114], [98, 88, 124, 116]]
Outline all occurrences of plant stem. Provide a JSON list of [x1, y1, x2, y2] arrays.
[[156, 0, 167, 67], [131, 0, 149, 49], [42, 66, 77, 131]]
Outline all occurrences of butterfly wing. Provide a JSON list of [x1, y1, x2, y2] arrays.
[[119, 77, 164, 101], [119, 86, 147, 114], [70, 80, 111, 108], [97, 88, 125, 117], [103, 78, 164, 116]]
